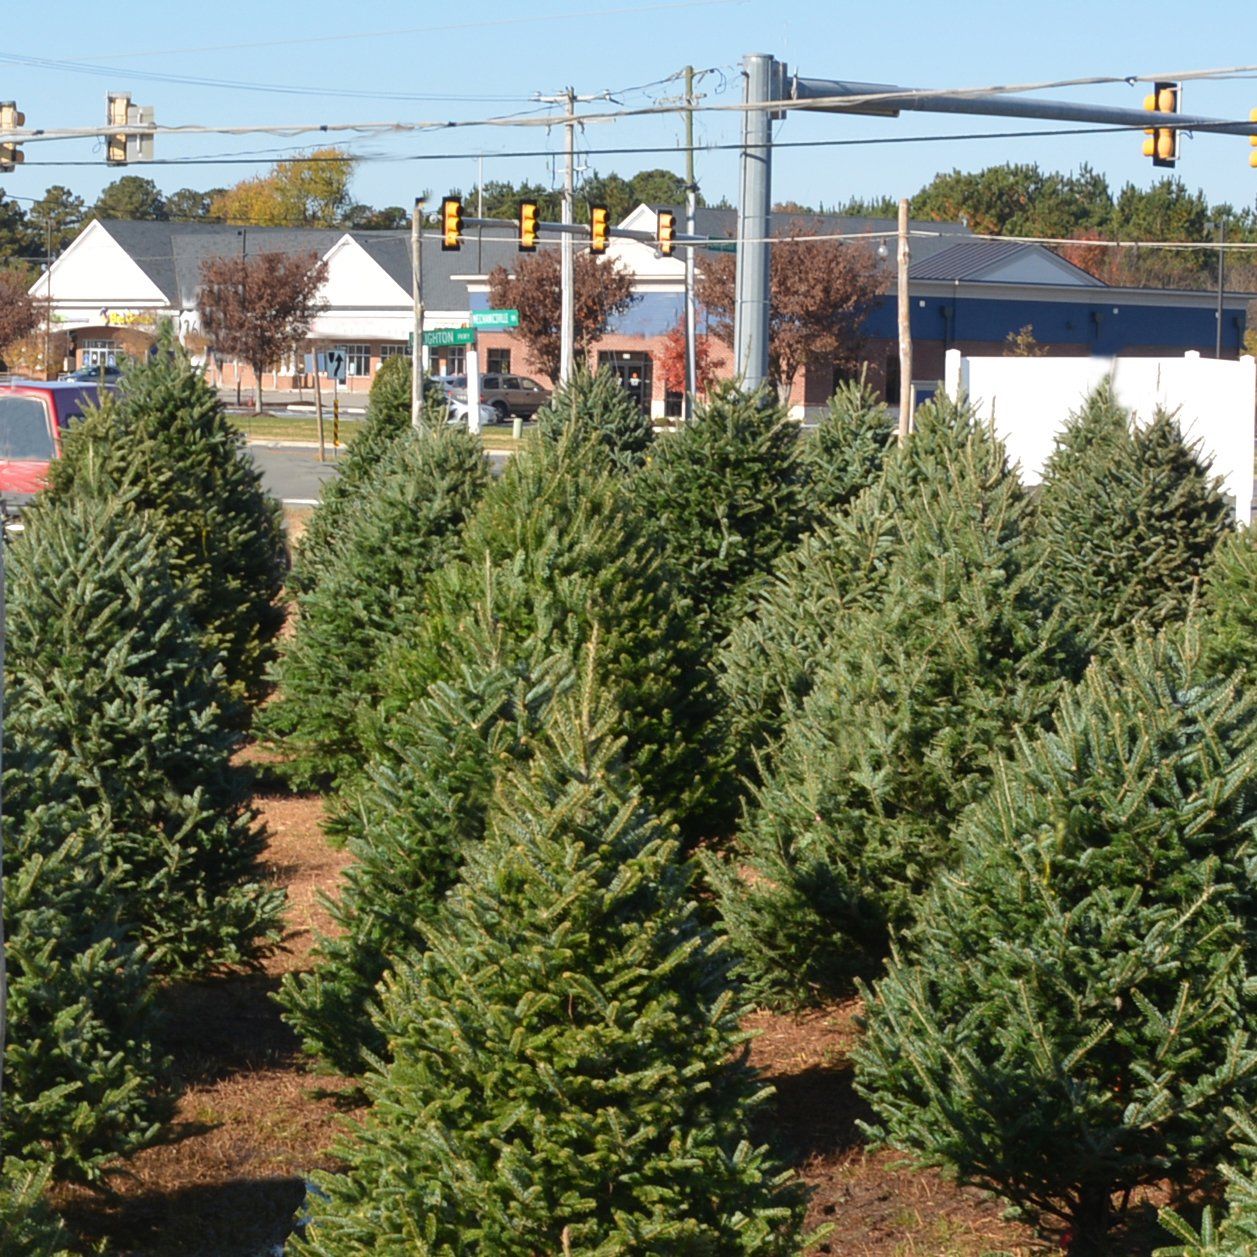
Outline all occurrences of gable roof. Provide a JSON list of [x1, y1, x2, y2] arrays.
[[909, 239, 1105, 286]]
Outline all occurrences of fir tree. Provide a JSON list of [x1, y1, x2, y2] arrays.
[[46, 325, 288, 708], [855, 631, 1257, 1256], [1157, 1114, 1257, 1255], [1033, 384, 1232, 651], [293, 356, 451, 594], [265, 423, 488, 788], [633, 380, 810, 640], [712, 401, 1077, 1003], [534, 363, 655, 472], [800, 374, 896, 518], [1199, 525, 1257, 683], [0, 1161, 74, 1255], [7, 490, 283, 975], [292, 678, 808, 1256]]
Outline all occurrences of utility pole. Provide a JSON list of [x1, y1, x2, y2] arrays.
[[560, 86, 575, 384], [411, 196, 425, 428], [733, 54, 776, 390], [684, 65, 698, 419], [897, 198, 913, 443]]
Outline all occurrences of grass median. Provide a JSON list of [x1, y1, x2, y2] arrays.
[[227, 412, 525, 451]]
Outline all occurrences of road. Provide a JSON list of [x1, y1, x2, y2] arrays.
[[248, 442, 512, 506]]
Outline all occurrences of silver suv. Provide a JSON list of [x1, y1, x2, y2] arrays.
[[444, 373, 551, 421]]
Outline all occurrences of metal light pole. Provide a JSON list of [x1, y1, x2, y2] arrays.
[[412, 197, 426, 428], [733, 53, 774, 391], [683, 65, 699, 418]]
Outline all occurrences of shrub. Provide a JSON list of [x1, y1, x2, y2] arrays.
[[46, 326, 288, 708], [0, 1161, 74, 1255], [292, 680, 807, 1255], [535, 362, 654, 472], [855, 632, 1257, 1255], [265, 423, 488, 788], [7, 490, 282, 975]]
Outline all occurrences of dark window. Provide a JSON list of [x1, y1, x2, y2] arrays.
[[503, 376, 521, 389], [486, 348, 511, 373], [0, 396, 55, 460], [884, 354, 901, 406]]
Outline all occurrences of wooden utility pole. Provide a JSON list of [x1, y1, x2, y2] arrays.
[[311, 340, 326, 462], [897, 197, 913, 443], [411, 196, 425, 428]]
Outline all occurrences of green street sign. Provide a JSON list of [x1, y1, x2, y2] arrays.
[[471, 308, 520, 329], [422, 327, 477, 347], [706, 241, 737, 253]]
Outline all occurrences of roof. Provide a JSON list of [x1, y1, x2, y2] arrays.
[[909, 239, 1105, 286], [347, 230, 520, 307]]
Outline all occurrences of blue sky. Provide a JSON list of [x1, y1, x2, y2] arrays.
[[3, 0, 1257, 222]]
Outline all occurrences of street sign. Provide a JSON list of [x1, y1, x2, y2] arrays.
[[423, 327, 477, 347], [707, 241, 737, 253], [323, 348, 347, 382], [471, 308, 520, 329]]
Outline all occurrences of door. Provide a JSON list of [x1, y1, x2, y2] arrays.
[[598, 352, 653, 416]]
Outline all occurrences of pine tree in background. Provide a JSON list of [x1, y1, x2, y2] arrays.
[[2, 749, 164, 1179], [855, 631, 1257, 1256], [711, 405, 1076, 1004], [292, 675, 808, 1256], [1158, 1114, 1257, 1255], [278, 612, 575, 1076], [1200, 525, 1257, 681], [1034, 384, 1232, 651], [7, 490, 283, 975], [265, 423, 488, 789], [293, 355, 451, 594], [45, 325, 288, 709], [633, 380, 810, 641], [352, 428, 728, 844], [534, 363, 655, 472], [800, 375, 896, 518], [0, 1162, 74, 1255]]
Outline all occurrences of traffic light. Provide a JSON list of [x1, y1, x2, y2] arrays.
[[441, 197, 463, 251], [518, 200, 538, 252], [590, 204, 609, 254], [1250, 107, 1257, 169], [657, 210, 676, 257], [106, 92, 131, 165], [0, 101, 24, 173], [1142, 81, 1180, 168]]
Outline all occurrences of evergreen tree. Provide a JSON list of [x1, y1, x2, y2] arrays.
[[265, 423, 488, 788], [1033, 384, 1232, 651], [534, 363, 654, 473], [293, 355, 450, 594], [45, 326, 288, 708], [855, 632, 1257, 1256], [1157, 1114, 1257, 1255], [0, 1161, 74, 1255], [712, 402, 1077, 1003], [633, 381, 810, 640], [279, 615, 574, 1076], [1200, 525, 1257, 682], [800, 375, 896, 518], [353, 428, 727, 844], [292, 679, 808, 1256], [7, 490, 283, 975]]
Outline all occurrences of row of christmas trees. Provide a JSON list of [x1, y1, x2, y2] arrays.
[[269, 355, 1257, 1254], [0, 332, 288, 1250]]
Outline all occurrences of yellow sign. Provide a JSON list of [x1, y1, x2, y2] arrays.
[[101, 309, 156, 328]]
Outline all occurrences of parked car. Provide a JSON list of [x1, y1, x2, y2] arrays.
[[445, 396, 499, 429], [0, 380, 111, 514], [63, 362, 126, 384], [447, 373, 551, 421]]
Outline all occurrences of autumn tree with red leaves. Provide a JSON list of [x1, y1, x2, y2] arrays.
[[487, 250, 636, 383], [698, 221, 881, 401], [198, 250, 328, 411], [0, 269, 39, 362], [658, 316, 717, 399]]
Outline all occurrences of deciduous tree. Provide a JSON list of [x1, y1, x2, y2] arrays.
[[486, 248, 636, 382], [210, 147, 355, 227], [0, 269, 38, 356], [658, 314, 716, 397], [698, 221, 881, 401], [198, 249, 328, 411]]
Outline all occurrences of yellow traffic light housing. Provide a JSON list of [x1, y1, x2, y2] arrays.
[[590, 204, 609, 254], [1250, 107, 1257, 169], [441, 197, 463, 251], [0, 101, 24, 173], [657, 210, 676, 257], [106, 92, 131, 165], [1142, 81, 1180, 168], [518, 200, 538, 252]]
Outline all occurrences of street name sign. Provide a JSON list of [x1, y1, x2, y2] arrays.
[[470, 308, 520, 329], [422, 328, 477, 347]]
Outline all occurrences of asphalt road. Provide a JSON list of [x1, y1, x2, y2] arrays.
[[248, 442, 512, 506]]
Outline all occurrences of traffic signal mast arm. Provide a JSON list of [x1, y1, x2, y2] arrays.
[[459, 214, 707, 247]]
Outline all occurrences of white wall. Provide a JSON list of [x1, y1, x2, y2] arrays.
[[944, 350, 1257, 523]]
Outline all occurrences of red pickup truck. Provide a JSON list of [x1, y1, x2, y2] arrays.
[[0, 380, 108, 510]]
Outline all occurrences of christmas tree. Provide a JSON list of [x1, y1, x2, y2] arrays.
[[633, 380, 810, 641], [46, 324, 288, 709], [712, 399, 1075, 1003], [293, 356, 451, 594], [265, 422, 488, 788], [0, 1161, 74, 1255], [800, 374, 896, 518], [7, 489, 283, 975], [291, 673, 808, 1255], [1034, 384, 1231, 652], [1199, 524, 1257, 683], [1157, 1113, 1257, 1255], [535, 362, 654, 472], [855, 630, 1257, 1256]]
